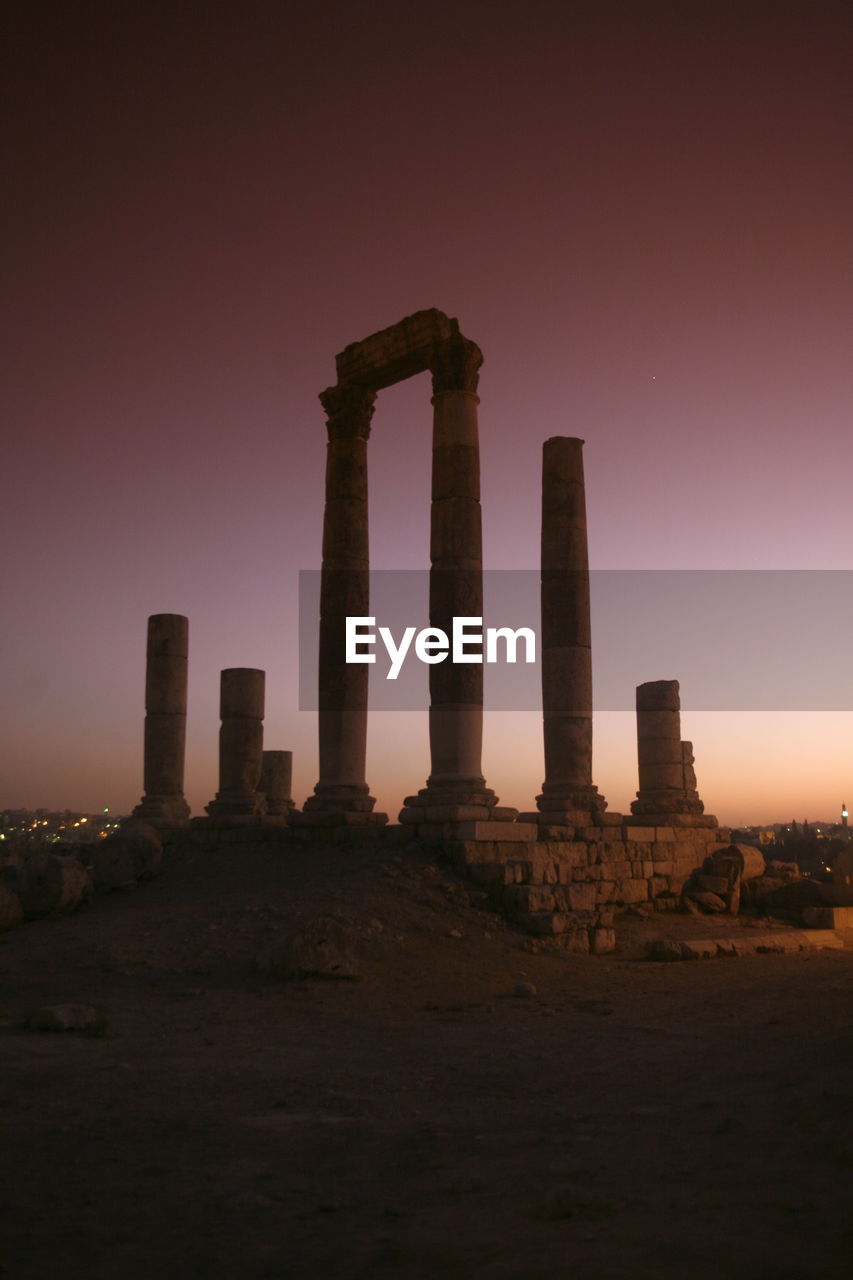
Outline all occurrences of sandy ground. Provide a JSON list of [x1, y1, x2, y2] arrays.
[[2, 840, 852, 1280]]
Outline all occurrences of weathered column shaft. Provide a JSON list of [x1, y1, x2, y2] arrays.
[[260, 750, 293, 817], [535, 437, 604, 820], [636, 680, 683, 794], [206, 668, 265, 817], [630, 680, 707, 820], [303, 383, 384, 822], [427, 376, 484, 787], [134, 613, 190, 825]]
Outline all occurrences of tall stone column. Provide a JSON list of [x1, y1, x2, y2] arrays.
[[534, 437, 606, 824], [133, 613, 190, 826], [205, 668, 265, 818], [631, 680, 705, 820], [260, 750, 294, 821], [400, 336, 506, 822], [301, 383, 386, 826]]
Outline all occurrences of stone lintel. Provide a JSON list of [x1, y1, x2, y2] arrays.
[[335, 309, 460, 390]]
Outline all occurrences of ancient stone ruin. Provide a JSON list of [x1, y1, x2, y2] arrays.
[[6, 310, 849, 948], [119, 310, 744, 949]]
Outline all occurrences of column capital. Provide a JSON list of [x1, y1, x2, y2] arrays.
[[320, 382, 377, 440], [430, 336, 483, 395]]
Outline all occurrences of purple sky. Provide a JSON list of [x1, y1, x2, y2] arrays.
[[3, 1, 851, 824]]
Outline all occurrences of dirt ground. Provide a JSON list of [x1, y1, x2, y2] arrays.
[[2, 840, 852, 1280]]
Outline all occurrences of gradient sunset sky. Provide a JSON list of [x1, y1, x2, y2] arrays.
[[3, 0, 850, 825]]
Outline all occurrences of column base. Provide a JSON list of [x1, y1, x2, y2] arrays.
[[399, 777, 514, 826], [299, 783, 387, 827], [265, 800, 295, 820], [132, 795, 190, 826], [204, 792, 265, 818], [527, 785, 607, 826], [631, 792, 707, 820], [303, 783, 377, 813]]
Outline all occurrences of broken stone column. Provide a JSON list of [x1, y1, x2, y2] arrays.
[[205, 669, 265, 818], [133, 613, 190, 826], [301, 383, 386, 827], [260, 750, 294, 821], [681, 741, 701, 804], [631, 680, 707, 822], [400, 335, 507, 822], [533, 437, 606, 825]]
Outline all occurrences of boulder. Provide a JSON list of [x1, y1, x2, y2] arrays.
[[686, 890, 727, 913], [17, 853, 92, 917], [259, 917, 361, 979], [704, 844, 764, 883], [29, 1004, 104, 1033], [0, 884, 24, 931], [88, 822, 163, 891]]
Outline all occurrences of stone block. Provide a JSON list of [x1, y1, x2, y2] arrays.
[[530, 823, 576, 840], [678, 938, 720, 960], [615, 878, 649, 904], [18, 853, 91, 916], [561, 928, 591, 954], [566, 883, 597, 912], [596, 881, 617, 904], [466, 862, 513, 888], [504, 884, 557, 914], [685, 890, 727, 913], [571, 864, 602, 882], [542, 841, 591, 865], [803, 905, 853, 929], [625, 827, 656, 842], [597, 840, 627, 859], [590, 927, 616, 954], [454, 821, 538, 842], [601, 859, 632, 880], [694, 874, 731, 895], [653, 828, 676, 841], [651, 858, 675, 875], [527, 911, 567, 936]]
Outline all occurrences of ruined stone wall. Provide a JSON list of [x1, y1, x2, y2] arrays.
[[442, 823, 730, 949]]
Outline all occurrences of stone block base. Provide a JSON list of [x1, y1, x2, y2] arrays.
[[627, 811, 717, 828], [802, 905, 853, 929], [291, 809, 389, 829], [185, 817, 292, 848], [289, 821, 401, 846]]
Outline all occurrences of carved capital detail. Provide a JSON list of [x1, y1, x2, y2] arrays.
[[429, 336, 483, 395], [320, 382, 377, 440]]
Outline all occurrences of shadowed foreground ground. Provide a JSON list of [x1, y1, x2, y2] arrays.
[[2, 841, 852, 1279]]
